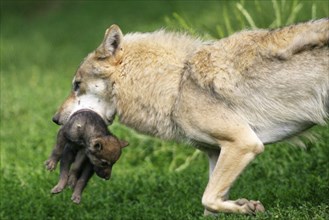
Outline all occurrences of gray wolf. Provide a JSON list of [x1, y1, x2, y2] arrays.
[[52, 19, 329, 214], [46, 110, 128, 203]]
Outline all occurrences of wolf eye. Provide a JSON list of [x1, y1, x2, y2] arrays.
[[73, 81, 81, 91], [97, 56, 108, 61]]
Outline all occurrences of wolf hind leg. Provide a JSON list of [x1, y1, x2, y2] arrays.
[[201, 125, 265, 214], [208, 150, 220, 177], [268, 18, 329, 59], [202, 149, 220, 216]]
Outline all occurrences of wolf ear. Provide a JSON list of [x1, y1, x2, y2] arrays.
[[96, 24, 123, 59], [119, 140, 129, 148]]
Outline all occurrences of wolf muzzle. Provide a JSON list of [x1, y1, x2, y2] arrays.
[[52, 114, 60, 125]]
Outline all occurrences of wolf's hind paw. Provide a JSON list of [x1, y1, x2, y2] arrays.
[[203, 198, 265, 215], [235, 198, 265, 214]]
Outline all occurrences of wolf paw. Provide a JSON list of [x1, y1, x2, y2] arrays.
[[45, 159, 57, 171], [235, 198, 265, 214], [71, 194, 81, 204], [51, 185, 64, 194], [203, 198, 265, 215]]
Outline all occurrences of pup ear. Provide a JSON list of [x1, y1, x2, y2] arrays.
[[94, 142, 102, 151], [89, 141, 102, 153], [119, 140, 129, 148], [96, 24, 123, 59]]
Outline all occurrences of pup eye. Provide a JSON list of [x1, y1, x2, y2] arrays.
[[100, 160, 110, 167], [73, 81, 81, 91]]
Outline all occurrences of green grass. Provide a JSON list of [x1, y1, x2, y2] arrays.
[[1, 1, 329, 219]]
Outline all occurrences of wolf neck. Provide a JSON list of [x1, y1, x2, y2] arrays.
[[114, 31, 202, 140]]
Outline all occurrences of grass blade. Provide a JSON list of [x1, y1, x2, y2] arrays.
[[236, 3, 257, 29], [312, 3, 317, 19], [272, 0, 281, 27], [286, 2, 303, 25]]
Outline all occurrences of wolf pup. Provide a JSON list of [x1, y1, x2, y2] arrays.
[[52, 19, 329, 214], [45, 110, 128, 201]]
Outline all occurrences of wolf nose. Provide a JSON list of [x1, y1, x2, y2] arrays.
[[52, 114, 60, 125]]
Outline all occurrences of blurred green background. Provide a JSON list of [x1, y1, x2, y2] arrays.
[[1, 1, 328, 219]]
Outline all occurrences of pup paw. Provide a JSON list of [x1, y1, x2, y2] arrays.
[[45, 159, 57, 171], [71, 194, 81, 204], [235, 198, 265, 214], [51, 185, 64, 194]]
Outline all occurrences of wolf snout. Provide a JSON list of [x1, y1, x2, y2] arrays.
[[52, 114, 60, 125]]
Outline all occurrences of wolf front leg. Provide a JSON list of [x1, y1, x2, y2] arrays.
[[202, 125, 265, 215]]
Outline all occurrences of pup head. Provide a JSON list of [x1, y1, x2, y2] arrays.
[[52, 25, 124, 126], [86, 135, 128, 180]]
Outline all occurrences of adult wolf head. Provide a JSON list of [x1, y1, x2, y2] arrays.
[[52, 25, 123, 125]]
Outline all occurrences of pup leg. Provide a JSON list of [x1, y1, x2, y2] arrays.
[[71, 161, 94, 204], [202, 125, 265, 214], [51, 145, 77, 194], [68, 150, 86, 188], [45, 128, 66, 171]]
